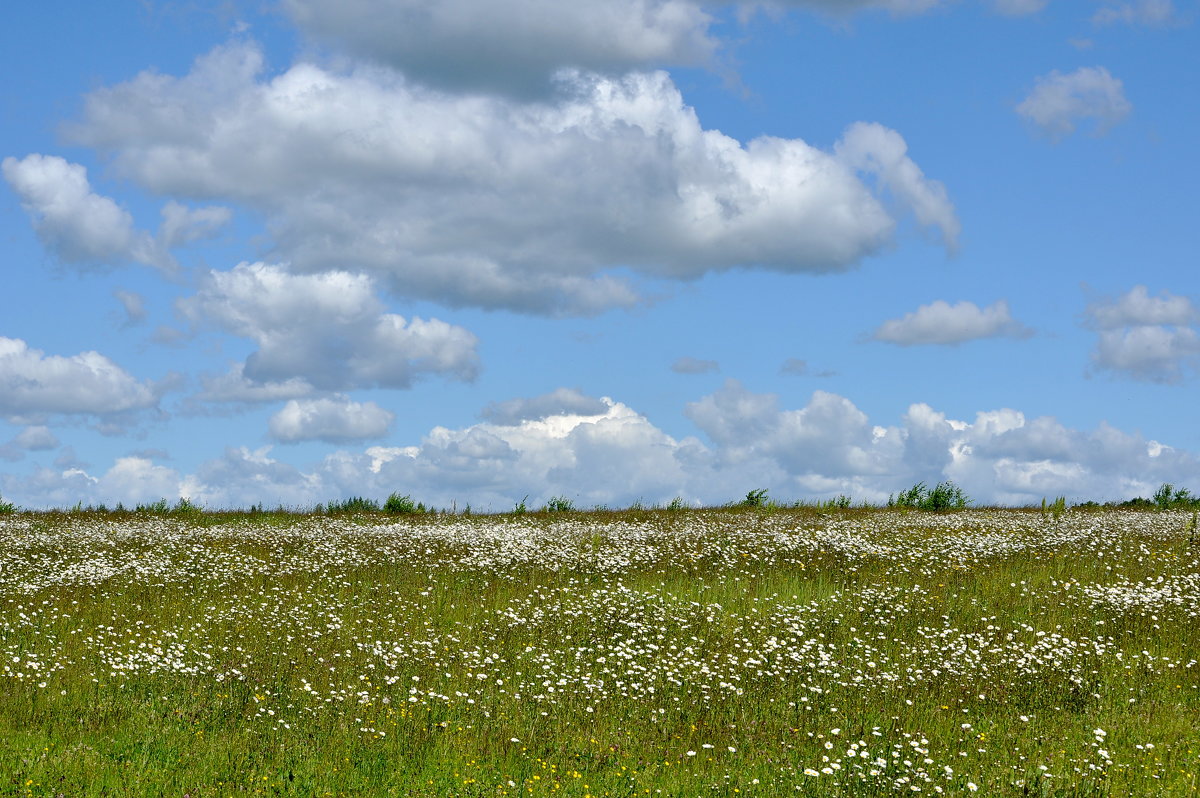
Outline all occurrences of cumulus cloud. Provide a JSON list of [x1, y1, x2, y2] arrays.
[[1093, 0, 1176, 26], [14, 426, 59, 451], [1084, 285, 1198, 330], [283, 0, 716, 96], [73, 42, 955, 315], [481, 388, 611, 425], [1016, 66, 1131, 138], [268, 396, 395, 443], [834, 122, 960, 250], [672, 356, 720, 374], [2, 154, 231, 274], [1084, 287, 1200, 383], [0, 337, 161, 423], [872, 299, 1031, 345], [5, 384, 1199, 509], [179, 262, 480, 393], [2, 154, 159, 270]]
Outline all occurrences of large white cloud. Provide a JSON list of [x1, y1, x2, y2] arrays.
[[269, 397, 395, 443], [73, 42, 956, 315], [872, 299, 1030, 345], [179, 262, 480, 393], [0, 337, 161, 423], [1084, 286, 1200, 383], [1016, 66, 1131, 138], [283, 0, 717, 96], [5, 383, 1198, 509]]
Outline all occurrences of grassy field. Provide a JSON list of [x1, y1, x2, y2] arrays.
[[0, 506, 1197, 796]]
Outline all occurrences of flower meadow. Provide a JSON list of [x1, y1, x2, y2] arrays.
[[0, 507, 1198, 796]]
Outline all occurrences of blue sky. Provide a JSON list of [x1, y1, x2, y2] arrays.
[[2, 0, 1198, 510]]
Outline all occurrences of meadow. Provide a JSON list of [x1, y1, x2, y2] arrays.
[[0, 502, 1197, 796]]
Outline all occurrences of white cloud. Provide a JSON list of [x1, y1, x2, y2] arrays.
[[1084, 285, 1198, 330], [269, 396, 395, 443], [1016, 66, 1131, 138], [872, 299, 1030, 345], [5, 384, 1199, 509], [2, 154, 159, 270], [1091, 326, 1200, 383], [193, 364, 316, 405], [2, 154, 231, 275], [672, 356, 720, 374], [283, 0, 717, 96], [73, 42, 956, 315], [834, 122, 959, 251], [480, 388, 611, 425], [1093, 0, 1176, 26], [0, 337, 160, 423], [179, 262, 480, 392], [14, 426, 59, 451], [1084, 287, 1200, 383]]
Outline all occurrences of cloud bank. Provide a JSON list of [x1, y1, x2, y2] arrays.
[[4, 384, 1194, 510]]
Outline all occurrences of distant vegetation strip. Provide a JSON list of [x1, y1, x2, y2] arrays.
[[2, 481, 1199, 517]]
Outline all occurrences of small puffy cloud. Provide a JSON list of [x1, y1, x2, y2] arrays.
[[834, 122, 960, 251], [1084, 287, 1200, 383], [2, 155, 231, 275], [1093, 0, 1176, 26], [14, 426, 59, 451], [269, 396, 395, 443], [1091, 327, 1200, 383], [283, 0, 716, 96], [2, 154, 159, 270], [872, 299, 1031, 346], [180, 262, 480, 392], [1016, 66, 1131, 138], [672, 356, 719, 374], [74, 42, 956, 315], [481, 388, 610, 425], [0, 337, 160, 422], [114, 290, 147, 326], [1084, 285, 1198, 330]]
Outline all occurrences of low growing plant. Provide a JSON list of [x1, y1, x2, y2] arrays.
[[542, 496, 575, 513], [383, 493, 422, 515]]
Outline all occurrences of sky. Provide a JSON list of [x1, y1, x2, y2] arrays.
[[1, 0, 1198, 511]]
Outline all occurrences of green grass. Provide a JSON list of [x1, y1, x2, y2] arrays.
[[1, 507, 1198, 796]]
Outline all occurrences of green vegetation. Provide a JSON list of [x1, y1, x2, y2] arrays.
[[1, 506, 1198, 795], [0, 494, 14, 514], [890, 480, 971, 511], [383, 493, 424, 515], [542, 496, 575, 513]]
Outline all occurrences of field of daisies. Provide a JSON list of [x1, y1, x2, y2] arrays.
[[1, 506, 1198, 796]]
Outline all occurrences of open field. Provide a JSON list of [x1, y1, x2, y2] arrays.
[[1, 507, 1198, 796]]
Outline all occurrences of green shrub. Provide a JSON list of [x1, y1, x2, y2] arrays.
[[740, 488, 769, 508], [384, 493, 422, 515], [512, 496, 529, 515], [1152, 483, 1199, 510], [665, 496, 688, 511], [890, 481, 970, 511], [542, 496, 575, 513], [0, 494, 14, 514]]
